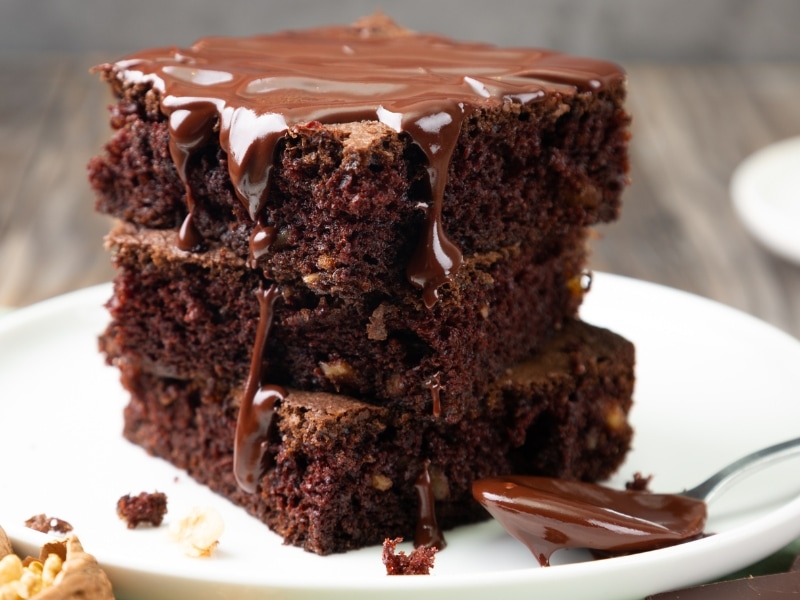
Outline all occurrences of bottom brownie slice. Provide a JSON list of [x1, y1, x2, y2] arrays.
[[115, 319, 635, 555]]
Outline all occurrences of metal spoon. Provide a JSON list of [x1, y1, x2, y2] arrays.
[[681, 435, 800, 502]]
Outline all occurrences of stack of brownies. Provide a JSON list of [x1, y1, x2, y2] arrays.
[[88, 14, 636, 555]]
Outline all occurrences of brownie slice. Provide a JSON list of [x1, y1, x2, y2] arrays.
[[101, 222, 588, 420], [88, 18, 629, 302], [119, 319, 634, 555]]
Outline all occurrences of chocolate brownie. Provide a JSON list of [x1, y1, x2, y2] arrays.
[[88, 14, 629, 305], [89, 14, 635, 555], [100, 222, 588, 420], [119, 319, 634, 554]]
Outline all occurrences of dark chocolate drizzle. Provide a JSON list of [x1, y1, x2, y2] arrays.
[[414, 459, 446, 550], [177, 212, 203, 251], [473, 475, 707, 566], [424, 372, 443, 418], [111, 16, 624, 304], [233, 284, 285, 493], [248, 223, 277, 267]]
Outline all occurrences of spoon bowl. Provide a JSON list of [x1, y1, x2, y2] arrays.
[[473, 435, 800, 566]]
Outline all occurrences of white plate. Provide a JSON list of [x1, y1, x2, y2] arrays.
[[2, 273, 800, 600], [731, 135, 800, 264]]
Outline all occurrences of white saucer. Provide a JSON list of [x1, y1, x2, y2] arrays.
[[731, 135, 800, 264]]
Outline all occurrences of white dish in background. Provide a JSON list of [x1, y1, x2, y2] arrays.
[[1, 273, 800, 600], [731, 135, 800, 264]]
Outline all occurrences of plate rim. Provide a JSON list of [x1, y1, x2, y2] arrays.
[[731, 135, 800, 264]]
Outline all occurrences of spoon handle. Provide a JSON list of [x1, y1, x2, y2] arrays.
[[682, 436, 800, 502]]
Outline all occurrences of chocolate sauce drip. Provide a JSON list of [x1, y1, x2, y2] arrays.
[[473, 476, 707, 566], [424, 373, 443, 418], [111, 18, 623, 304], [233, 285, 285, 493], [177, 212, 203, 251], [248, 223, 277, 267], [414, 460, 446, 550]]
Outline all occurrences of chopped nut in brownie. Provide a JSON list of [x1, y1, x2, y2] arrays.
[[382, 537, 437, 575], [24, 514, 74, 535], [117, 491, 168, 529]]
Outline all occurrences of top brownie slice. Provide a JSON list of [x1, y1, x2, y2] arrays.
[[88, 14, 630, 303]]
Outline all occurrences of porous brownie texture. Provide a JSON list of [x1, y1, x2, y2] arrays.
[[101, 222, 589, 420], [88, 75, 629, 298], [89, 18, 635, 556], [119, 319, 635, 554]]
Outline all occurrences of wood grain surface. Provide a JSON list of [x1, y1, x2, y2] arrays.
[[1, 56, 798, 339]]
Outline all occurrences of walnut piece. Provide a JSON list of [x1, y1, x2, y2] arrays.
[[319, 359, 355, 387], [370, 473, 393, 491], [604, 403, 628, 431], [24, 515, 73, 535], [366, 304, 389, 340], [0, 526, 114, 600], [168, 507, 224, 558], [0, 527, 12, 559]]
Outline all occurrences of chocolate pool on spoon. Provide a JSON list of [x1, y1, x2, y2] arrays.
[[473, 436, 800, 566]]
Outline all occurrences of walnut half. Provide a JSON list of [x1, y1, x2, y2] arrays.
[[0, 525, 114, 600]]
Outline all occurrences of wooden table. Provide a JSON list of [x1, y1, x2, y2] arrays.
[[1, 56, 798, 339]]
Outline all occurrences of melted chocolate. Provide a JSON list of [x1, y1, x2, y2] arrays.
[[414, 460, 446, 550], [110, 16, 623, 304], [177, 212, 203, 251], [248, 223, 277, 267], [424, 372, 443, 418], [473, 475, 707, 566], [233, 285, 286, 493]]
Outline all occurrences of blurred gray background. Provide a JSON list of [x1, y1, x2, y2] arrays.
[[1, 0, 799, 61]]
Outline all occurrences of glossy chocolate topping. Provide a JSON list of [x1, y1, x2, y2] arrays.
[[473, 475, 707, 566], [109, 15, 624, 305], [248, 224, 277, 268], [414, 460, 447, 550], [233, 285, 285, 493], [424, 372, 443, 418]]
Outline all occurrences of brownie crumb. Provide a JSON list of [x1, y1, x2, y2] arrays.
[[24, 514, 73, 534], [625, 472, 653, 492], [382, 537, 437, 575], [117, 491, 168, 529]]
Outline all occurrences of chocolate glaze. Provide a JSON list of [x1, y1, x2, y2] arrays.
[[177, 212, 203, 251], [473, 475, 707, 566], [233, 285, 285, 493], [248, 223, 277, 267], [109, 15, 624, 304], [414, 460, 446, 550], [424, 372, 443, 418]]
